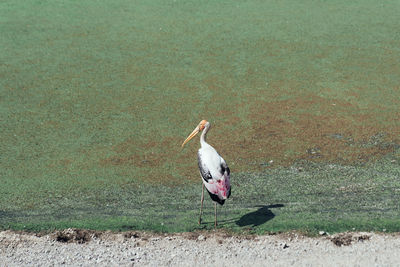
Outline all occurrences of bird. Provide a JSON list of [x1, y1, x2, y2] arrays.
[[181, 120, 231, 228]]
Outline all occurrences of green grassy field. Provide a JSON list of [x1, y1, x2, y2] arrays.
[[1, 0, 400, 234]]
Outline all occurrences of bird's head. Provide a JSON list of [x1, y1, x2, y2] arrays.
[[198, 119, 208, 131], [181, 120, 209, 147]]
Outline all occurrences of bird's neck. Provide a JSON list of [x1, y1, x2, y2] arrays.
[[200, 123, 210, 147], [200, 131, 207, 147]]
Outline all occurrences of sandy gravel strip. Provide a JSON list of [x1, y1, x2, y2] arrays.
[[1, 229, 400, 266]]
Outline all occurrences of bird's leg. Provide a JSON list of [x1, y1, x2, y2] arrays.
[[198, 183, 204, 225], [214, 202, 218, 228]]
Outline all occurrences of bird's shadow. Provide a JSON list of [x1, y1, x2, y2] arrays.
[[236, 204, 284, 227]]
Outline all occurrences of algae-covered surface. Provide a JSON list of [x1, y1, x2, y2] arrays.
[[1, 0, 400, 233]]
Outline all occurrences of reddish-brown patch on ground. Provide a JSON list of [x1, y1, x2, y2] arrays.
[[212, 94, 400, 172], [100, 134, 197, 184]]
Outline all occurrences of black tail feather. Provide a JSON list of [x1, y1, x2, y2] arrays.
[[207, 190, 225, 205]]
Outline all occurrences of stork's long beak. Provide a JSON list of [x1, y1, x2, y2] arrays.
[[181, 126, 200, 147]]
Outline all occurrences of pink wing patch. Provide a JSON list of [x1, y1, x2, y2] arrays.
[[204, 175, 230, 200]]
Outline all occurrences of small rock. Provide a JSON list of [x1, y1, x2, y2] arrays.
[[197, 235, 206, 241]]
